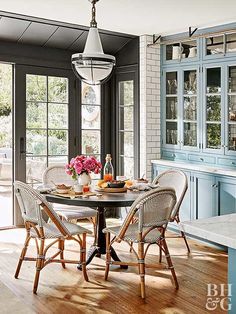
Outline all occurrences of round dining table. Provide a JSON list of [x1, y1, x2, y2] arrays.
[[46, 190, 142, 268]]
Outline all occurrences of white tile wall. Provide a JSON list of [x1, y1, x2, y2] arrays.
[[139, 35, 161, 180]]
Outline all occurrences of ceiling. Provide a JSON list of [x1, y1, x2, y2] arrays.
[[0, 0, 235, 36], [0, 12, 135, 54]]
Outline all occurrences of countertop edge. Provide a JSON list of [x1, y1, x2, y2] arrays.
[[151, 159, 236, 178]]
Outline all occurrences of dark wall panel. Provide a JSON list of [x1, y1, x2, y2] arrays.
[[115, 37, 139, 67]]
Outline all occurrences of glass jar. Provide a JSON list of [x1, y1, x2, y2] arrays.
[[103, 154, 114, 182]]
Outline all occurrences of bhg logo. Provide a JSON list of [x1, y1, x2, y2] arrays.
[[206, 284, 232, 311]]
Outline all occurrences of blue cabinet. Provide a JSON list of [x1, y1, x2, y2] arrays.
[[216, 176, 236, 215], [152, 163, 236, 222], [193, 173, 217, 219]]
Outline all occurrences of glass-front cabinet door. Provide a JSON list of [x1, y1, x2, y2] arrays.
[[203, 66, 223, 152], [183, 69, 198, 148], [165, 71, 178, 147], [227, 65, 236, 153]]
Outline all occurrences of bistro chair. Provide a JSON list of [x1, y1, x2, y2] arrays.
[[42, 165, 97, 235], [153, 169, 190, 262], [14, 181, 91, 294], [103, 187, 178, 298]]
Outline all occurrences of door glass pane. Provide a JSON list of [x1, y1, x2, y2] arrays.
[[226, 33, 236, 53], [26, 130, 47, 155], [119, 81, 134, 106], [184, 97, 197, 120], [207, 68, 221, 93], [229, 66, 236, 93], [182, 40, 197, 59], [26, 156, 47, 184], [206, 96, 221, 121], [124, 157, 134, 178], [166, 72, 177, 94], [166, 97, 177, 119], [228, 124, 236, 151], [228, 96, 236, 121], [82, 130, 100, 155], [0, 63, 13, 227], [48, 130, 68, 155], [206, 124, 221, 149], [48, 103, 68, 129], [82, 105, 100, 129], [119, 106, 133, 130], [48, 156, 68, 167], [48, 76, 68, 103], [82, 82, 100, 105], [206, 36, 224, 55], [26, 102, 47, 128], [184, 70, 197, 94], [166, 122, 177, 145], [184, 122, 197, 146], [26, 75, 47, 102], [119, 132, 134, 157]]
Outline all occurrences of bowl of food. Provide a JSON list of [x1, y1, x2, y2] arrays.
[[56, 184, 72, 194], [136, 178, 149, 184], [107, 180, 126, 188]]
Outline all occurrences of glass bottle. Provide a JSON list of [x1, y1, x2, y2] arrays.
[[103, 154, 114, 182]]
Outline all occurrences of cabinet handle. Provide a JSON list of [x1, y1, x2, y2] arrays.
[[232, 162, 235, 165], [200, 157, 204, 161], [172, 153, 176, 158], [212, 184, 215, 187]]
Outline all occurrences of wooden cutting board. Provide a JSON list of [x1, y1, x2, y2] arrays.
[[95, 187, 127, 193]]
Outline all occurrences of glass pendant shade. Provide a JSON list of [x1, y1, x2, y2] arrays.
[[72, 8, 116, 85]]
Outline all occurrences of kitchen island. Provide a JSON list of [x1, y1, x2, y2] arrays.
[[182, 214, 236, 313]]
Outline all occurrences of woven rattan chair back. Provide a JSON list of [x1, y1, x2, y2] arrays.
[[15, 181, 71, 236], [42, 165, 74, 186], [117, 187, 176, 241], [152, 169, 187, 220]]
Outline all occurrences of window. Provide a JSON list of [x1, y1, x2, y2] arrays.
[[118, 79, 135, 178], [81, 82, 101, 178]]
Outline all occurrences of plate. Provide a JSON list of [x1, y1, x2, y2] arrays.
[[95, 187, 127, 193]]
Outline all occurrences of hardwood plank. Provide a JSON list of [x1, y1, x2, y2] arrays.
[[0, 225, 227, 314]]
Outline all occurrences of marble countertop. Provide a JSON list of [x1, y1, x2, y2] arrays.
[[182, 214, 236, 249], [151, 159, 236, 178]]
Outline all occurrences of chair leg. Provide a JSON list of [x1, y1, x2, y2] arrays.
[[15, 234, 31, 279], [138, 241, 145, 299], [162, 238, 179, 290], [59, 239, 66, 269], [81, 233, 88, 282], [159, 242, 162, 263], [105, 232, 111, 281], [180, 230, 191, 253], [33, 239, 45, 294]]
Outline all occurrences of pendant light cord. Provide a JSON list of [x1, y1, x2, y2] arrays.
[[90, 0, 97, 28]]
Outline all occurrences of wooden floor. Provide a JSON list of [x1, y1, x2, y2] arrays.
[[0, 221, 227, 314]]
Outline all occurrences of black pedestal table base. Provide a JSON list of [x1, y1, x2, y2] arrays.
[[77, 206, 128, 270]]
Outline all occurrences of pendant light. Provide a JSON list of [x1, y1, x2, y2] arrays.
[[71, 0, 116, 85]]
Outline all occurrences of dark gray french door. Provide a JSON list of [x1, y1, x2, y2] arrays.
[[14, 65, 78, 225]]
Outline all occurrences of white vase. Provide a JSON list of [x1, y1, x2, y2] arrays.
[[78, 172, 91, 186]]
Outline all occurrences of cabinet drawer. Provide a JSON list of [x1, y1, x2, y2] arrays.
[[218, 157, 236, 168], [162, 150, 186, 161], [188, 154, 216, 164]]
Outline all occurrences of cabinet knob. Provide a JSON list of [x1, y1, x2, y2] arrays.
[[172, 153, 176, 157], [200, 158, 204, 161], [232, 162, 235, 165]]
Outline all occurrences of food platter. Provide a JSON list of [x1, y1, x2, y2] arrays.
[[95, 187, 127, 193]]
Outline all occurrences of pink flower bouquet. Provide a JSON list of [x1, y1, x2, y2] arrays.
[[65, 155, 102, 180]]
